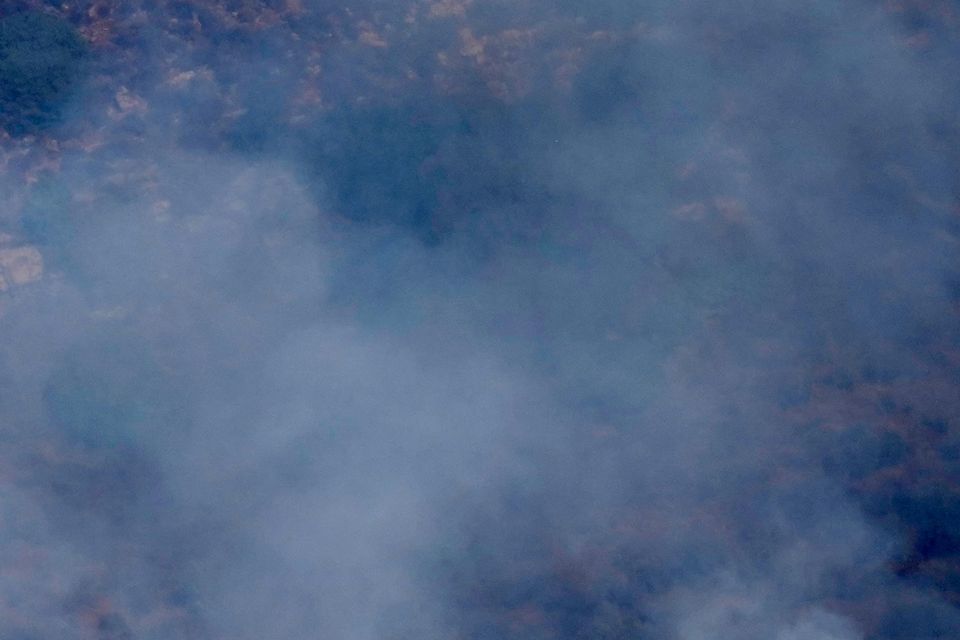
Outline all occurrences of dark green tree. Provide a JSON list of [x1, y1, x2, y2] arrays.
[[0, 11, 86, 135]]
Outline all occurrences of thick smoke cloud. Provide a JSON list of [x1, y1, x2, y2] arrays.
[[0, 1, 958, 638]]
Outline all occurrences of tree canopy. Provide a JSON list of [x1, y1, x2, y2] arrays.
[[0, 11, 86, 135]]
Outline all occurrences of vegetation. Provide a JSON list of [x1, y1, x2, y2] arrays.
[[0, 11, 86, 135]]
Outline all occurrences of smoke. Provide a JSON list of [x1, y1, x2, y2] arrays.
[[0, 0, 958, 638]]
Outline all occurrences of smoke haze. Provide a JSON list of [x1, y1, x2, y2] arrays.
[[0, 1, 959, 638]]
